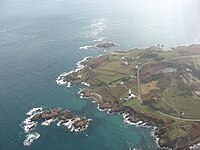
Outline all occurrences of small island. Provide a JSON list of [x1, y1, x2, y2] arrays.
[[95, 42, 119, 49], [79, 42, 119, 50], [57, 44, 200, 150]]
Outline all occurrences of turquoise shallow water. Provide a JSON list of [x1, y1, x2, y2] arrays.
[[0, 0, 200, 150]]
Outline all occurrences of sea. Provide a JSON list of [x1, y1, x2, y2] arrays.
[[0, 0, 200, 150]]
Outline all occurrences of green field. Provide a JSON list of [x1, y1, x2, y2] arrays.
[[99, 61, 132, 75], [123, 98, 170, 119], [159, 80, 200, 119], [92, 57, 132, 84], [195, 56, 200, 65], [92, 68, 118, 76], [95, 73, 126, 84]]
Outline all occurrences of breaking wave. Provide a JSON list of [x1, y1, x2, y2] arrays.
[[23, 132, 40, 146], [79, 45, 93, 50]]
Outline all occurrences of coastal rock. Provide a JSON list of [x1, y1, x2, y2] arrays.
[[40, 108, 60, 119], [99, 102, 114, 110], [60, 109, 71, 115], [109, 105, 125, 113], [158, 138, 169, 148], [95, 42, 119, 49], [21, 107, 92, 146], [128, 115, 140, 123], [73, 118, 90, 129], [60, 112, 75, 120], [31, 114, 41, 121], [31, 108, 61, 121]]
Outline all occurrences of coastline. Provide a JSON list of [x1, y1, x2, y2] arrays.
[[56, 55, 167, 150], [56, 45, 200, 150], [77, 88, 170, 150]]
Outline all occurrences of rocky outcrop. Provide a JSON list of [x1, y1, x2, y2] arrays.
[[31, 108, 61, 121], [22, 107, 91, 133], [95, 42, 119, 49], [21, 107, 92, 146]]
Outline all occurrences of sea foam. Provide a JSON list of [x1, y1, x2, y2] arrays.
[[41, 118, 57, 126], [23, 132, 40, 146], [79, 45, 93, 50], [92, 37, 105, 42], [26, 107, 43, 116], [56, 56, 91, 86], [190, 143, 200, 149]]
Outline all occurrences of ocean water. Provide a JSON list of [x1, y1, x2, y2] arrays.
[[0, 0, 200, 150]]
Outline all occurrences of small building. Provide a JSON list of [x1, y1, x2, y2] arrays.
[[124, 89, 137, 101]]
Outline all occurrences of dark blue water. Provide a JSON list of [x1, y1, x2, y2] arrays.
[[0, 0, 200, 149]]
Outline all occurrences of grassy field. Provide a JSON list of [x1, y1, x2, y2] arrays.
[[91, 57, 133, 84], [109, 85, 129, 102], [95, 73, 126, 85], [99, 52, 200, 119], [123, 98, 170, 120], [157, 50, 179, 58], [195, 56, 200, 65], [92, 68, 118, 76], [122, 97, 196, 141], [155, 98, 178, 115], [160, 80, 200, 119], [141, 80, 159, 95], [129, 84, 138, 94], [164, 121, 188, 140], [99, 60, 132, 75]]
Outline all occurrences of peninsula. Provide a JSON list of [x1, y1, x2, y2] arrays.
[[57, 44, 200, 150]]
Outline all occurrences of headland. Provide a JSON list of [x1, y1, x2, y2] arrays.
[[57, 44, 200, 150]]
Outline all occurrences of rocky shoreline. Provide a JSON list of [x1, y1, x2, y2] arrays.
[[56, 47, 200, 150], [79, 89, 200, 150], [21, 107, 91, 146], [56, 56, 173, 149], [78, 89, 170, 149]]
